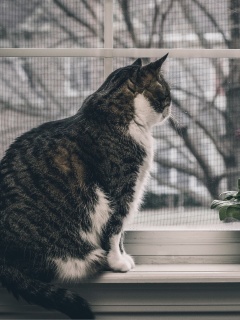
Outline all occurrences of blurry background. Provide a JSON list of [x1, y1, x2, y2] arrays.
[[0, 0, 240, 229]]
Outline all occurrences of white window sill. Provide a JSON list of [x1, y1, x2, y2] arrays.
[[2, 229, 240, 319], [84, 264, 240, 319], [1, 264, 240, 319], [88, 263, 240, 284]]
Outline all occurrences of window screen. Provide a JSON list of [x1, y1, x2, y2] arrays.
[[113, 0, 229, 49], [0, 0, 240, 230], [0, 0, 104, 48]]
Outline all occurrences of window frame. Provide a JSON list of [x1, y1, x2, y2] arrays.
[[1, 0, 240, 264], [1, 49, 240, 262]]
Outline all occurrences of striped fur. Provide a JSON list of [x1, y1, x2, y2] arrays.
[[0, 54, 171, 319]]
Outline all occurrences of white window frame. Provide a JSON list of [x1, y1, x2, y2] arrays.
[[1, 2, 240, 318], [0, 0, 240, 264], [1, 47, 240, 263]]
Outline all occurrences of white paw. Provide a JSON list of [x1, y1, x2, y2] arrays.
[[123, 253, 135, 269], [107, 253, 132, 272]]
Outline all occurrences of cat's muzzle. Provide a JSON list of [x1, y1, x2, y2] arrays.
[[162, 104, 171, 119]]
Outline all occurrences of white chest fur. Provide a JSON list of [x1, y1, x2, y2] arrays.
[[127, 128, 153, 226], [125, 94, 157, 227]]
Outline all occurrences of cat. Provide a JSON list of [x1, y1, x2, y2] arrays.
[[0, 54, 171, 319]]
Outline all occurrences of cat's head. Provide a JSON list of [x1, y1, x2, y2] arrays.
[[130, 54, 171, 127], [84, 54, 171, 128]]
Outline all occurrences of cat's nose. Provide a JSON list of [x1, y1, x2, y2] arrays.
[[164, 97, 171, 107]]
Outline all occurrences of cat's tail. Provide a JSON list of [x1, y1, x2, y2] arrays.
[[0, 262, 94, 319]]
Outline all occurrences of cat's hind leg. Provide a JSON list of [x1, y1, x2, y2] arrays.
[[54, 248, 107, 281]]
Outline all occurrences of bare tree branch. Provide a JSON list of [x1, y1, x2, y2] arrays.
[[179, 59, 205, 96], [151, 172, 212, 206], [82, 0, 104, 41], [82, 0, 99, 22], [155, 156, 204, 181], [53, 0, 99, 37], [44, 6, 85, 46], [27, 68, 65, 118], [169, 119, 217, 196], [172, 96, 229, 161], [178, 0, 225, 80], [191, 0, 230, 47], [153, 133, 194, 163], [157, 0, 176, 47], [147, 0, 161, 48], [217, 168, 240, 182], [118, 0, 139, 47]]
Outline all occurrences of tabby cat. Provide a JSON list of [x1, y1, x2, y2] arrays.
[[0, 54, 171, 319]]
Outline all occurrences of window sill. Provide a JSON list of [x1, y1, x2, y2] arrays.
[[81, 264, 240, 319], [2, 229, 240, 319], [87, 263, 240, 284], [2, 264, 240, 319]]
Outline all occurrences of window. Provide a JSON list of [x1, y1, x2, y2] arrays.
[[0, 0, 240, 261], [64, 57, 102, 98]]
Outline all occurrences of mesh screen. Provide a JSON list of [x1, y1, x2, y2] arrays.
[[0, 0, 104, 48], [1, 0, 240, 229], [0, 57, 104, 158], [113, 0, 230, 49], [114, 57, 240, 229]]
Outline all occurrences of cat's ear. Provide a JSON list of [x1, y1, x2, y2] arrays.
[[142, 53, 168, 73], [152, 53, 168, 70], [131, 58, 142, 67]]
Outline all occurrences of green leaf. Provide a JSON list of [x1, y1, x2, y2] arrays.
[[220, 191, 237, 200], [210, 200, 221, 209], [235, 192, 240, 200], [219, 206, 229, 221], [210, 179, 240, 221], [210, 200, 238, 209], [218, 205, 240, 221]]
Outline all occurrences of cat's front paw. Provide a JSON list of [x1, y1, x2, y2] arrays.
[[107, 253, 132, 272], [123, 253, 135, 269]]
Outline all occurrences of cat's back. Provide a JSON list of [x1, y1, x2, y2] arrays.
[[0, 114, 100, 250], [0, 110, 142, 214], [0, 115, 92, 216]]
